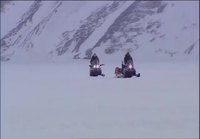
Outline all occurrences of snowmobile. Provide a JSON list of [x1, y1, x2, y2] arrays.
[[115, 60, 140, 78], [89, 61, 105, 77]]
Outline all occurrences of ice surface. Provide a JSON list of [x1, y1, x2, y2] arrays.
[[1, 60, 199, 138]]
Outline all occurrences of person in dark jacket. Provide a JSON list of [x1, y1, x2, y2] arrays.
[[122, 52, 133, 71], [124, 52, 133, 65], [89, 53, 105, 77], [90, 53, 99, 65]]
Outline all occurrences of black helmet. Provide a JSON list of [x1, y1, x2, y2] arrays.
[[93, 53, 97, 57], [126, 52, 130, 56]]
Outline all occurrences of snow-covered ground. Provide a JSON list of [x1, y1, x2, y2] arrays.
[[1, 60, 199, 138]]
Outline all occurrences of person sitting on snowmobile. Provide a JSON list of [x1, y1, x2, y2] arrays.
[[122, 52, 133, 71], [89, 53, 105, 77], [90, 53, 100, 65]]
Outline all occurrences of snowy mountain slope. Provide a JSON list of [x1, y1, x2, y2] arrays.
[[0, 1, 199, 62], [1, 1, 63, 61], [89, 1, 199, 60], [62, 1, 133, 59], [52, 1, 128, 57], [1, 1, 34, 37]]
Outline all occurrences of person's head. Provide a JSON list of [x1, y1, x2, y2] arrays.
[[93, 53, 97, 57], [126, 52, 130, 56]]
